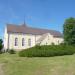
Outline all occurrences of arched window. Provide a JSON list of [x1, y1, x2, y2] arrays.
[[22, 38, 25, 46], [15, 38, 18, 46], [28, 39, 31, 46]]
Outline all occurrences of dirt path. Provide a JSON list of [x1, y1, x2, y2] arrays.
[[0, 64, 4, 75]]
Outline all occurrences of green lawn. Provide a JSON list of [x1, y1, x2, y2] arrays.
[[0, 53, 75, 75]]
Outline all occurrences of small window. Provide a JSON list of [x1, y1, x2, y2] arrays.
[[28, 39, 31, 46], [15, 38, 18, 46], [22, 38, 25, 46]]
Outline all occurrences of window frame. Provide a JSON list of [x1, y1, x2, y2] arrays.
[[22, 38, 25, 46], [28, 39, 31, 46], [15, 38, 18, 46]]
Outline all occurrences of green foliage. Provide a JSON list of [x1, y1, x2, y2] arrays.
[[63, 17, 75, 45], [6, 49, 9, 52], [8, 49, 16, 54], [0, 39, 3, 49], [19, 45, 75, 57], [0, 39, 3, 53]]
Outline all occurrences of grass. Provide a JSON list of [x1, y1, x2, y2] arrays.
[[0, 53, 75, 75]]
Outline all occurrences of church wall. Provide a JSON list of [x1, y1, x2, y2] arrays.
[[8, 33, 36, 51], [40, 33, 63, 45], [4, 26, 9, 50]]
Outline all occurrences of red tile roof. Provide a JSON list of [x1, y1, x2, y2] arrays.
[[7, 24, 63, 37]]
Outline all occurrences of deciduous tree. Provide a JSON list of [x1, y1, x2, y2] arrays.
[[63, 17, 75, 45]]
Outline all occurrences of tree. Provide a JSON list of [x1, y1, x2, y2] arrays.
[[63, 17, 75, 45], [0, 39, 3, 51]]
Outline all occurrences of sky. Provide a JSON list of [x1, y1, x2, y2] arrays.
[[0, 0, 75, 39]]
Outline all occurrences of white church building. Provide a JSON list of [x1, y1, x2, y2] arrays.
[[4, 24, 63, 51]]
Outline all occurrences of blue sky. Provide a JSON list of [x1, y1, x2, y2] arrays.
[[0, 0, 75, 39]]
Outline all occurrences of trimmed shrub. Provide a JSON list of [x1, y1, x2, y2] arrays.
[[19, 45, 75, 57], [8, 49, 16, 54]]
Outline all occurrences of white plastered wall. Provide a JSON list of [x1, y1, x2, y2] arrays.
[[8, 33, 36, 51], [4, 26, 8, 50], [40, 33, 63, 45]]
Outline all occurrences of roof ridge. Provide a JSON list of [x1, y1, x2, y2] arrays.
[[7, 24, 61, 33], [7, 24, 63, 37]]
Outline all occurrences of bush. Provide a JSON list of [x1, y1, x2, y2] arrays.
[[19, 45, 75, 57], [0, 39, 3, 53], [6, 49, 9, 52], [8, 49, 16, 54]]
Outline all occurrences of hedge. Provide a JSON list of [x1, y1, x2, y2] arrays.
[[19, 45, 75, 57]]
